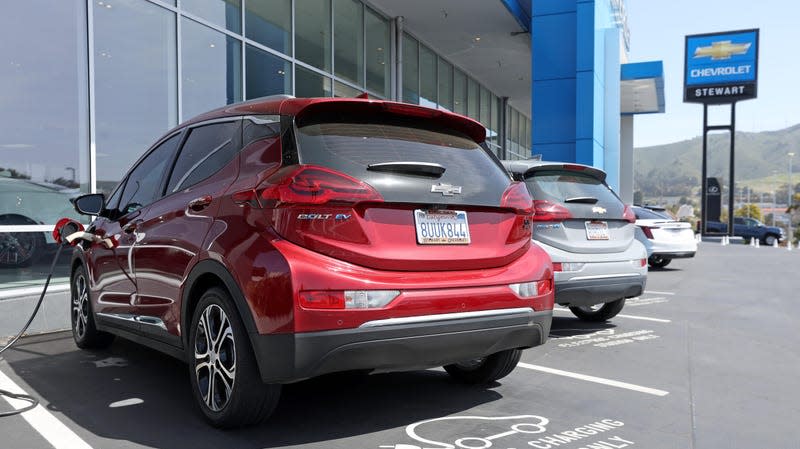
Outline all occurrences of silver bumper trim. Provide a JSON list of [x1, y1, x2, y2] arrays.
[[358, 307, 536, 329]]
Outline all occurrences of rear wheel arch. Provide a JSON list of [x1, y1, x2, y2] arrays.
[[181, 260, 258, 350]]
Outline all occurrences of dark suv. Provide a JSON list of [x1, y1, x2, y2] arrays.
[[69, 96, 554, 427]]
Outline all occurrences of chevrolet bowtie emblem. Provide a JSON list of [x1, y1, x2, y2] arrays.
[[431, 183, 462, 196], [694, 41, 751, 60], [592, 206, 607, 214]]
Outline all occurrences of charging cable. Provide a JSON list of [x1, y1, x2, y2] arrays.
[[0, 219, 88, 417]]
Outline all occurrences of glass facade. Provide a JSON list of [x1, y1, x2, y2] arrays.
[[399, 33, 529, 159], [0, 0, 530, 289]]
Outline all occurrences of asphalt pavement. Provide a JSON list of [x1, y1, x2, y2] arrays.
[[1, 241, 798, 449]]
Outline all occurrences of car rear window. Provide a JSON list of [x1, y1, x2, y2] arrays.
[[294, 117, 511, 206], [525, 170, 621, 206]]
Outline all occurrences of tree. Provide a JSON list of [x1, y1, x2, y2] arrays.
[[735, 204, 763, 222]]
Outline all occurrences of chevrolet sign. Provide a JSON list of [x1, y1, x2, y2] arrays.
[[684, 29, 758, 104]]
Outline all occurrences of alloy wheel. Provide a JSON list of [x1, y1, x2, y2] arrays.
[[72, 274, 89, 340], [194, 304, 237, 412]]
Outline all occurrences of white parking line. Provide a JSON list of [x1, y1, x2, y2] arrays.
[[517, 362, 670, 397], [615, 314, 671, 323], [644, 290, 675, 295], [0, 366, 92, 449], [553, 308, 671, 323]]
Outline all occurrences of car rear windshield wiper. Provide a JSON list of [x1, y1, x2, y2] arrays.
[[564, 196, 599, 204], [366, 161, 446, 177]]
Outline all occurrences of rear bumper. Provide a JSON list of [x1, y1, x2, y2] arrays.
[[555, 275, 646, 307], [251, 308, 551, 383], [651, 251, 695, 259]]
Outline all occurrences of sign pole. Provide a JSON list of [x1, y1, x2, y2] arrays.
[[685, 29, 758, 237], [728, 102, 736, 237], [701, 104, 708, 235]]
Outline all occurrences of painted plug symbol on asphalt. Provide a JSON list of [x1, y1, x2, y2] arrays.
[[380, 414, 550, 449]]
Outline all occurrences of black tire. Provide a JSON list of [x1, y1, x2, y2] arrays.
[[70, 265, 114, 349], [0, 215, 45, 268], [763, 234, 778, 246], [569, 298, 626, 322], [444, 349, 522, 384], [648, 255, 671, 269], [188, 287, 281, 428]]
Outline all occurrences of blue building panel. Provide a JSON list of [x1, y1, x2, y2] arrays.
[[532, 78, 576, 143], [532, 13, 576, 81], [501, 0, 531, 32], [534, 143, 575, 163], [531, 0, 576, 16], [576, 2, 595, 72], [575, 71, 594, 140]]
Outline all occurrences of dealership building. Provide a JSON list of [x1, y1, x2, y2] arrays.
[[0, 0, 663, 306]]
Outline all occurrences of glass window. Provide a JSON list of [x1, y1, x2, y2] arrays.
[[117, 134, 181, 217], [419, 45, 436, 108], [0, 0, 88, 218], [490, 93, 499, 143], [365, 8, 389, 97], [522, 116, 530, 157], [295, 118, 511, 206], [334, 0, 364, 86], [437, 58, 453, 111], [245, 0, 292, 56], [167, 121, 241, 193], [525, 170, 622, 208], [296, 66, 332, 98], [182, 0, 241, 33], [245, 45, 291, 99], [181, 18, 242, 120], [296, 0, 331, 71], [453, 69, 466, 115], [402, 34, 419, 104], [480, 86, 490, 128], [467, 78, 479, 119], [505, 105, 512, 154], [333, 80, 361, 98], [94, 0, 178, 192]]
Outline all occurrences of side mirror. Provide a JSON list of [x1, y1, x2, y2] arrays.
[[72, 193, 106, 216]]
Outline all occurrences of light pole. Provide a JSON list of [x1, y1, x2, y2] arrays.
[[789, 152, 795, 245], [773, 169, 778, 226]]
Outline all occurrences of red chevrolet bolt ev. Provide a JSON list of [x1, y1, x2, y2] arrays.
[[69, 96, 554, 427]]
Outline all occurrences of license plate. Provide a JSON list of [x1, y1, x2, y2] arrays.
[[585, 220, 609, 240], [414, 209, 471, 245]]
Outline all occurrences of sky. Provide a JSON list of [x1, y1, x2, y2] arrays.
[[626, 0, 800, 148]]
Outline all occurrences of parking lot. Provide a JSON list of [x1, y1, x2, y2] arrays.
[[1, 241, 798, 449]]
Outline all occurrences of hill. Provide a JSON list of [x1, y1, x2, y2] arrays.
[[634, 123, 800, 201]]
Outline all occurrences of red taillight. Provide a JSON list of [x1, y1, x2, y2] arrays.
[[299, 291, 345, 309], [259, 165, 383, 206], [532, 200, 572, 222], [563, 164, 587, 171], [502, 182, 533, 243], [552, 262, 562, 272], [500, 182, 533, 213], [639, 258, 647, 267], [622, 205, 636, 223], [538, 279, 553, 296], [641, 226, 655, 239]]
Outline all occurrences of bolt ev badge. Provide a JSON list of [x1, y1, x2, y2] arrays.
[[693, 41, 751, 60], [431, 183, 462, 196], [297, 213, 351, 220], [592, 206, 607, 214]]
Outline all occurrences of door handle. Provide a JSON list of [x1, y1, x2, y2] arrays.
[[122, 220, 142, 234], [188, 195, 213, 212]]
